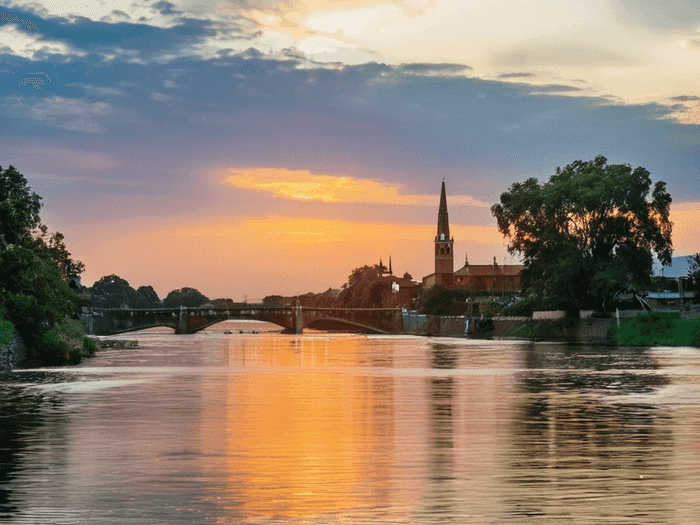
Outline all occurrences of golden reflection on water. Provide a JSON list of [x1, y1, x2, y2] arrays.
[[201, 335, 403, 522], [6, 328, 700, 524]]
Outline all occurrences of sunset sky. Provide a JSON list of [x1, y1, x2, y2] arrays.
[[1, 0, 699, 300]]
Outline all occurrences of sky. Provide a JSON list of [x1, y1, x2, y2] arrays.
[[1, 0, 699, 301]]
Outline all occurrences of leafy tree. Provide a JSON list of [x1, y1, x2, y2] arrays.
[[491, 156, 673, 310], [135, 286, 161, 308], [33, 225, 85, 281], [163, 287, 209, 308], [263, 295, 284, 306], [0, 165, 87, 364], [90, 274, 141, 308], [0, 245, 77, 348], [0, 165, 42, 247], [337, 265, 385, 307]]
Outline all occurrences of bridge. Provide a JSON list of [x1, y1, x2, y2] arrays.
[[83, 305, 405, 335]]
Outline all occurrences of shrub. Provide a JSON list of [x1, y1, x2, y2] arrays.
[[34, 331, 69, 366], [0, 308, 15, 347]]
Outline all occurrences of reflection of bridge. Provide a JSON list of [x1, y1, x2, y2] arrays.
[[83, 306, 405, 335]]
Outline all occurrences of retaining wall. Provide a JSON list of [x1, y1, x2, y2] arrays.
[[0, 335, 26, 373]]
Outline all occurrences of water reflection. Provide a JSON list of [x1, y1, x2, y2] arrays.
[[504, 344, 677, 523], [2, 331, 700, 524]]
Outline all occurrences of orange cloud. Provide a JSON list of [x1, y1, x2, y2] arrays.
[[222, 167, 490, 207]]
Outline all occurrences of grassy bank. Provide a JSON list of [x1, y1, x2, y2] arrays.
[[618, 312, 700, 347]]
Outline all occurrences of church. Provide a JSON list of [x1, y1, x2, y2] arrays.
[[422, 181, 524, 295]]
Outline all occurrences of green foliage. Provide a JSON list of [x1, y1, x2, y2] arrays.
[[33, 225, 85, 280], [90, 274, 139, 308], [33, 330, 69, 366], [163, 287, 209, 308], [508, 323, 545, 338], [0, 164, 88, 365], [32, 318, 98, 365], [618, 312, 700, 347], [0, 246, 77, 348], [0, 165, 42, 247], [491, 156, 673, 310], [90, 275, 161, 308], [0, 315, 15, 346], [135, 285, 161, 308], [415, 286, 472, 316]]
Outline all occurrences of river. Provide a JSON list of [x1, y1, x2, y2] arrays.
[[2, 321, 700, 524]]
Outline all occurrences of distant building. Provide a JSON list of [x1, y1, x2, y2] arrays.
[[422, 181, 524, 294]]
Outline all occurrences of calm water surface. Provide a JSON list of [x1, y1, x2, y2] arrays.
[[2, 321, 700, 524]]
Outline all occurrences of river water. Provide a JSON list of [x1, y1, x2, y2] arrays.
[[2, 321, 700, 524]]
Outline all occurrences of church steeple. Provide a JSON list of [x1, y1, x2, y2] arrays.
[[389, 256, 393, 275], [434, 180, 454, 287], [437, 179, 450, 241]]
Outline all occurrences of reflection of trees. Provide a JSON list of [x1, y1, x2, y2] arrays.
[[501, 344, 674, 522], [0, 373, 70, 519]]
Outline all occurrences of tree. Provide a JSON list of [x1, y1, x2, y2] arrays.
[[0, 246, 76, 344], [491, 156, 673, 310], [337, 264, 384, 307], [163, 287, 209, 308], [33, 225, 85, 281], [135, 286, 161, 308], [0, 165, 42, 247], [90, 274, 141, 308], [0, 165, 86, 363]]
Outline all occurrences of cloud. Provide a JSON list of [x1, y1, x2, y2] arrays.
[[222, 168, 491, 207], [16, 96, 115, 133], [65, 83, 126, 96], [0, 23, 82, 60], [492, 42, 635, 68], [669, 95, 700, 102], [498, 72, 535, 79], [397, 63, 472, 76], [608, 0, 700, 32]]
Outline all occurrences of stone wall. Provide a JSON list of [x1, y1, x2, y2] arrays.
[[0, 335, 26, 373]]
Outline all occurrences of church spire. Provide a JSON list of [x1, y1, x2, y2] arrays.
[[437, 179, 450, 240], [434, 180, 454, 287], [389, 256, 393, 275]]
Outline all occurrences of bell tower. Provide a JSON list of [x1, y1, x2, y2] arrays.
[[434, 180, 454, 286]]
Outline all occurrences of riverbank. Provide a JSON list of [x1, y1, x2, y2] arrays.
[[405, 310, 700, 347]]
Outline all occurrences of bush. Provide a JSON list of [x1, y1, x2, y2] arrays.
[[28, 317, 97, 365], [0, 308, 15, 347], [618, 312, 695, 347], [34, 330, 69, 366]]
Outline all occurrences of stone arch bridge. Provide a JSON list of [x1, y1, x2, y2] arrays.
[[83, 306, 405, 335]]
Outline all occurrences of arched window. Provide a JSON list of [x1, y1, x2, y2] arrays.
[[446, 246, 451, 254], [440, 247, 445, 255]]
